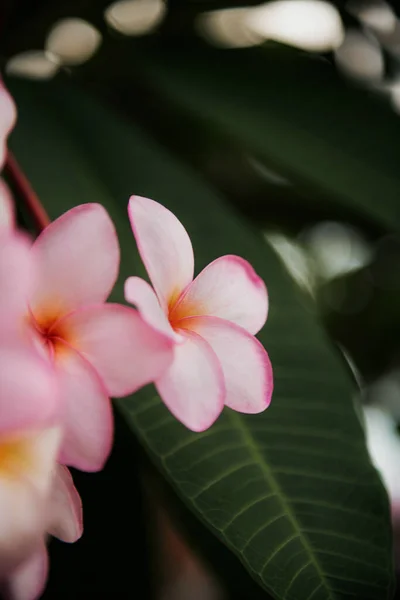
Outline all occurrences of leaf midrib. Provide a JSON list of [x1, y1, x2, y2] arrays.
[[228, 411, 335, 600]]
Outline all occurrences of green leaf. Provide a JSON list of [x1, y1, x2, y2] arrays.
[[130, 43, 400, 232], [8, 77, 394, 600]]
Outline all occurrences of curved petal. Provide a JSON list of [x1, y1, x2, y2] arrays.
[[56, 345, 113, 472], [156, 329, 225, 432], [0, 427, 60, 578], [170, 255, 268, 335], [0, 482, 44, 578], [0, 179, 14, 229], [0, 82, 16, 170], [128, 196, 194, 310], [60, 303, 174, 398], [48, 465, 83, 543], [124, 276, 181, 343], [0, 345, 59, 435], [3, 543, 48, 600], [0, 231, 34, 332], [29, 204, 119, 320], [182, 316, 273, 413]]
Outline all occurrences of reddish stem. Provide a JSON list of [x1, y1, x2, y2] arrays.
[[5, 152, 50, 232]]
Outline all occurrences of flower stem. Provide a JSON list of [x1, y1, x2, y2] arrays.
[[5, 152, 50, 231]]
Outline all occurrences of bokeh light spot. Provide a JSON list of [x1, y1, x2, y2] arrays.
[[46, 18, 102, 66]]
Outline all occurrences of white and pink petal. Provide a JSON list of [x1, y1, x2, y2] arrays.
[[48, 465, 83, 543], [124, 276, 181, 343], [2, 543, 48, 600], [0, 231, 34, 333], [128, 196, 194, 311], [29, 204, 120, 319], [55, 345, 113, 473], [156, 329, 225, 432], [59, 303, 174, 398], [0, 345, 58, 435], [171, 255, 268, 335], [0, 427, 61, 578], [182, 316, 273, 414]]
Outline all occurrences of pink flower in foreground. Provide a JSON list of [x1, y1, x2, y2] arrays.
[[125, 196, 273, 431], [26, 203, 173, 472], [0, 230, 61, 579], [3, 465, 83, 600], [0, 418, 61, 581]]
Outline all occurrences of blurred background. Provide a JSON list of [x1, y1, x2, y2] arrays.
[[2, 0, 400, 597]]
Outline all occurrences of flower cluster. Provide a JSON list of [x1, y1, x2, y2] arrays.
[[0, 82, 272, 599]]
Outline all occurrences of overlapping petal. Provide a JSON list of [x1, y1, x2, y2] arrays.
[[128, 196, 194, 310], [124, 276, 181, 343], [56, 345, 113, 473], [0, 427, 61, 578], [182, 316, 273, 414], [0, 482, 44, 579], [48, 465, 83, 543], [0, 345, 58, 434], [156, 330, 225, 432], [60, 303, 174, 397], [171, 255, 268, 335], [2, 542, 48, 600], [3, 466, 82, 600], [0, 231, 34, 333], [30, 204, 119, 320]]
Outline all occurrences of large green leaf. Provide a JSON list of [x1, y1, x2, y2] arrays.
[[8, 77, 394, 600], [128, 42, 400, 232]]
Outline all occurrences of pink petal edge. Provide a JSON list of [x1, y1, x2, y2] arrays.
[[56, 343, 113, 473], [182, 315, 273, 414], [0, 427, 61, 579], [170, 255, 268, 336], [59, 302, 174, 398], [128, 196, 194, 310], [156, 329, 226, 432], [48, 465, 83, 543], [0, 230, 34, 333], [30, 204, 120, 318], [124, 276, 181, 343], [3, 543, 48, 600], [0, 344, 59, 435]]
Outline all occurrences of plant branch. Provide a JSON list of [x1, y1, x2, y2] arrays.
[[5, 151, 50, 231]]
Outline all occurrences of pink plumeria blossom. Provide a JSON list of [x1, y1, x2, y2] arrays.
[[0, 223, 62, 578], [125, 196, 273, 432], [0, 425, 61, 581], [26, 203, 173, 472], [3, 465, 83, 600], [0, 215, 60, 433]]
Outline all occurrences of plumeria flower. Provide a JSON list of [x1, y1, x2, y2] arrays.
[[26, 203, 173, 472], [0, 227, 61, 579], [125, 196, 273, 431], [0, 207, 59, 435], [3, 465, 83, 600], [0, 419, 61, 581]]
